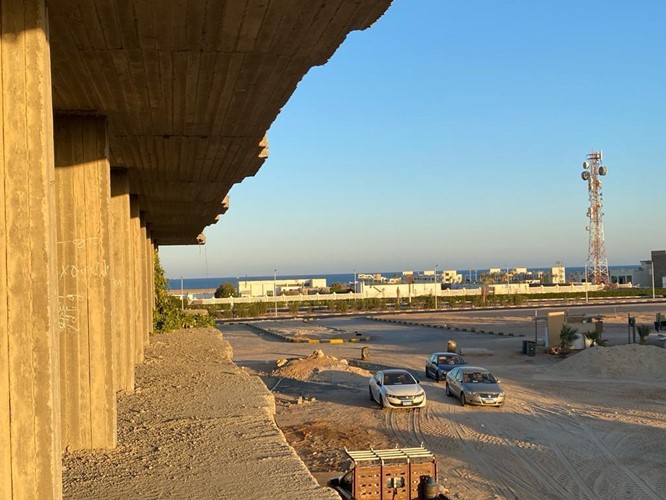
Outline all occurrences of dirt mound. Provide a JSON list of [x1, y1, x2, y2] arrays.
[[272, 350, 371, 388], [280, 420, 393, 472], [260, 320, 340, 339], [549, 344, 666, 380]]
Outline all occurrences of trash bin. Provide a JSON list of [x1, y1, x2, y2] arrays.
[[595, 320, 603, 334], [447, 339, 457, 353], [526, 341, 536, 357]]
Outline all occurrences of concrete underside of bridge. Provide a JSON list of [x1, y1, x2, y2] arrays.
[[0, 1, 393, 498]]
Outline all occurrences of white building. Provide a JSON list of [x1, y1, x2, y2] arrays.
[[551, 265, 566, 284], [238, 278, 327, 297]]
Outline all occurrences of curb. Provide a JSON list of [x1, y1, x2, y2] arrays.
[[367, 317, 524, 337], [244, 323, 370, 343]]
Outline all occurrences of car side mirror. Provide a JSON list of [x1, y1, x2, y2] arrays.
[[496, 379, 501, 384], [377, 381, 382, 386], [328, 478, 339, 487], [417, 380, 421, 384]]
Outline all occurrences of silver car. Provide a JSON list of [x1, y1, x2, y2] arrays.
[[445, 366, 505, 407], [369, 369, 426, 409]]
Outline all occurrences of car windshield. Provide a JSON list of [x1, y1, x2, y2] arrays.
[[384, 372, 416, 385], [438, 356, 459, 365], [464, 372, 496, 383]]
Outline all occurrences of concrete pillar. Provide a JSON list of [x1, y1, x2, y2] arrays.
[[130, 196, 145, 364], [0, 1, 62, 498], [147, 235, 155, 334], [54, 116, 116, 450], [140, 214, 151, 345], [110, 170, 135, 393]]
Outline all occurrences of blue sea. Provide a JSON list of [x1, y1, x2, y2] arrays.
[[167, 265, 637, 291]]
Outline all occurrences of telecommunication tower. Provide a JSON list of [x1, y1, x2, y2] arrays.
[[580, 151, 609, 284]]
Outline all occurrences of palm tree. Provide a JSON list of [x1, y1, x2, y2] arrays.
[[559, 325, 580, 356]]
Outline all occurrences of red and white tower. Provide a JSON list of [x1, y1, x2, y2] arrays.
[[581, 151, 609, 284]]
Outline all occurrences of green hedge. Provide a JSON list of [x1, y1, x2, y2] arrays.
[[153, 251, 216, 332]]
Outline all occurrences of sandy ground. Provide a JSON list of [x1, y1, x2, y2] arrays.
[[62, 307, 666, 499], [230, 308, 666, 500]]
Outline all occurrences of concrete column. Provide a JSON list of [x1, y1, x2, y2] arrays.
[[147, 235, 155, 334], [140, 214, 150, 345], [54, 116, 116, 450], [110, 170, 135, 393], [130, 196, 145, 364], [0, 1, 62, 498]]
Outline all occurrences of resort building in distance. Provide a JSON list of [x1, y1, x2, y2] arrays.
[[199, 254, 665, 302]]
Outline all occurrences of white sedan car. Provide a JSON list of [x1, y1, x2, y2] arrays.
[[369, 369, 426, 409]]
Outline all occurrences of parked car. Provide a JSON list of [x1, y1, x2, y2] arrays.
[[424, 352, 467, 382], [445, 366, 505, 407], [369, 369, 426, 409]]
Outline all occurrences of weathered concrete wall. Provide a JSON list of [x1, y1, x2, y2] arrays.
[[54, 116, 116, 451], [0, 1, 62, 498], [1, 1, 395, 497]]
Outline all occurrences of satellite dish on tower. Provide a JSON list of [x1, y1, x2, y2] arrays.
[[599, 166, 607, 175], [581, 171, 591, 181]]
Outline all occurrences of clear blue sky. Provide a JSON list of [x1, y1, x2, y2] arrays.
[[160, 0, 666, 279]]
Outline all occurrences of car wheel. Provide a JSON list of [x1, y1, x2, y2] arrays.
[[425, 368, 430, 379], [460, 392, 466, 407], [380, 395, 387, 409], [435, 372, 441, 382], [369, 387, 374, 402], [445, 383, 452, 397]]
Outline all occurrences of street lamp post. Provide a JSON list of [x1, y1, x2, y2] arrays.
[[434, 264, 439, 310], [353, 269, 357, 305], [584, 262, 588, 303], [650, 261, 655, 300], [273, 269, 278, 317]]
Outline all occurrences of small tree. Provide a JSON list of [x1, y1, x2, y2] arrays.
[[214, 282, 237, 298], [559, 325, 580, 356], [330, 282, 351, 293], [153, 251, 215, 332], [585, 330, 607, 347], [637, 324, 652, 345]]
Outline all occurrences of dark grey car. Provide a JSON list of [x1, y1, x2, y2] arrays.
[[445, 366, 505, 407], [424, 352, 467, 382]]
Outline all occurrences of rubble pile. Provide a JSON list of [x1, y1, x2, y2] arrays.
[[272, 350, 371, 388]]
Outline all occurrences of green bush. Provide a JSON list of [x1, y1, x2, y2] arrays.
[[559, 325, 579, 356], [585, 330, 606, 346], [153, 251, 216, 332]]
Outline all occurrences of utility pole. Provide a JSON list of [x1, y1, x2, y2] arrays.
[[273, 269, 277, 317], [434, 264, 439, 310]]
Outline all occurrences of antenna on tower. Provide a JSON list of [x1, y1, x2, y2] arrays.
[[581, 151, 609, 285]]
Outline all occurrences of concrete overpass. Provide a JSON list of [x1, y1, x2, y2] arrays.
[[0, 1, 393, 498]]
